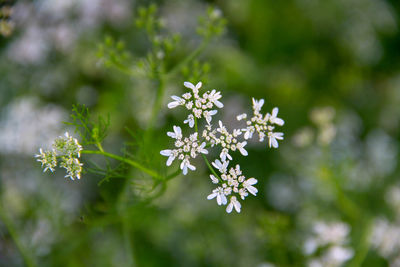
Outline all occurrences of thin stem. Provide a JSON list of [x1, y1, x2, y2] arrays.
[[166, 167, 181, 181], [164, 38, 210, 80], [194, 117, 223, 182], [348, 219, 373, 267], [117, 181, 135, 267], [201, 154, 222, 182], [96, 142, 105, 153], [0, 206, 36, 267], [81, 150, 163, 180], [148, 76, 165, 131]]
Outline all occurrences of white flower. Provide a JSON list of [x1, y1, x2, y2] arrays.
[[167, 125, 182, 139], [60, 156, 83, 180], [183, 114, 195, 128], [207, 187, 227, 205], [184, 81, 202, 95], [208, 89, 224, 108], [237, 98, 284, 146], [226, 196, 241, 213], [203, 110, 217, 124], [180, 158, 196, 175], [220, 148, 232, 162], [35, 148, 57, 172], [243, 178, 258, 196], [210, 174, 219, 184], [212, 159, 229, 174], [252, 98, 264, 113], [236, 141, 248, 156], [168, 95, 185, 109], [243, 126, 255, 140], [269, 107, 284, 126], [161, 126, 207, 175], [268, 132, 284, 148], [216, 120, 226, 133], [160, 149, 176, 166], [233, 129, 242, 137], [236, 113, 247, 121], [197, 142, 208, 154], [324, 246, 354, 265]]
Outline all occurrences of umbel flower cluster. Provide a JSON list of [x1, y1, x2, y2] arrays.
[[35, 132, 83, 180], [161, 81, 284, 213]]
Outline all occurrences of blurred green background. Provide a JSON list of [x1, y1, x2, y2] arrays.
[[1, 0, 400, 266]]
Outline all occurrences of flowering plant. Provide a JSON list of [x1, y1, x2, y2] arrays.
[[161, 81, 284, 213]]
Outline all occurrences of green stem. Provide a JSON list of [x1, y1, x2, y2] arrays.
[[348, 219, 372, 267], [164, 38, 210, 80], [201, 154, 222, 182], [166, 167, 181, 181], [148, 76, 165, 131], [81, 150, 163, 180], [0, 206, 36, 267], [118, 184, 135, 267], [194, 117, 223, 182]]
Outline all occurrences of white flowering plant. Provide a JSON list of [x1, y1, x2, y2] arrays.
[[160, 81, 284, 213], [35, 132, 83, 180]]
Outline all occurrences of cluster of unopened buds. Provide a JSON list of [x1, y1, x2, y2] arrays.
[[35, 132, 83, 180], [161, 81, 284, 213]]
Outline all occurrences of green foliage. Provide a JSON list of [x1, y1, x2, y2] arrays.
[[66, 104, 110, 147], [96, 36, 133, 75], [197, 6, 227, 39], [181, 60, 211, 84]]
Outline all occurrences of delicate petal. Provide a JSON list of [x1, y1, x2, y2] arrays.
[[221, 194, 227, 205], [233, 200, 241, 212], [160, 149, 172, 156], [246, 185, 258, 196], [210, 175, 219, 184], [189, 119, 195, 128], [188, 162, 196, 171], [270, 107, 285, 126], [226, 203, 233, 213], [166, 155, 175, 166], [195, 82, 202, 90], [207, 192, 217, 200], [183, 81, 195, 90], [272, 107, 278, 117], [274, 118, 285, 126], [174, 126, 182, 139], [216, 194, 222, 205], [246, 178, 257, 185]]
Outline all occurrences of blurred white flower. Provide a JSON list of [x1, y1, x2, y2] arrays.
[[0, 97, 66, 155], [304, 221, 353, 267]]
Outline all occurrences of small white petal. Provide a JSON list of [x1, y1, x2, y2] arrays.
[[166, 156, 175, 166], [246, 178, 258, 185], [160, 150, 172, 156], [207, 193, 217, 200], [195, 82, 202, 90], [233, 200, 241, 213], [226, 203, 233, 213], [184, 81, 195, 90], [215, 101, 224, 108]]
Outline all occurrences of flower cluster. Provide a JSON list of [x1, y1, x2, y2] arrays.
[[303, 221, 354, 267], [207, 159, 257, 213], [35, 132, 83, 180], [168, 82, 223, 127], [160, 126, 208, 175], [237, 98, 284, 148], [161, 81, 284, 213], [202, 121, 247, 161]]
